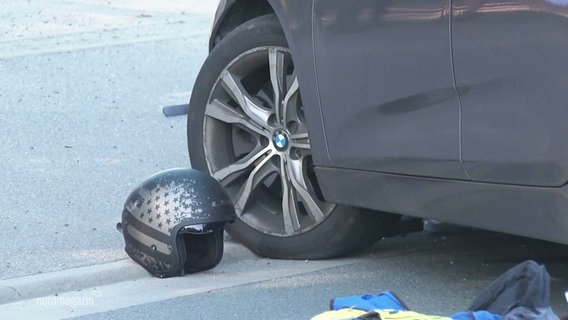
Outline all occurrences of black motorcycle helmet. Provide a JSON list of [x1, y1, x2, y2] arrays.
[[119, 168, 235, 278]]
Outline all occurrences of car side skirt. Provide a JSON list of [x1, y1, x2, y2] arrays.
[[315, 167, 568, 245]]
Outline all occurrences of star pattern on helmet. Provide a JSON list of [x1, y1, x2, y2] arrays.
[[132, 180, 201, 235]]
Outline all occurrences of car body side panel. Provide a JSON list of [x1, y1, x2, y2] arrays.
[[316, 166, 568, 245], [453, 0, 568, 186], [312, 0, 467, 179]]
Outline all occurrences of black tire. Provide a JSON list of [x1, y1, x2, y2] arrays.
[[188, 14, 400, 259]]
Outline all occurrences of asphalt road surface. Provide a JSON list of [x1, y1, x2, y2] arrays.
[[1, 1, 568, 319], [1, 0, 214, 280]]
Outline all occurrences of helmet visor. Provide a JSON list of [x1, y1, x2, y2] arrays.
[[179, 222, 225, 234]]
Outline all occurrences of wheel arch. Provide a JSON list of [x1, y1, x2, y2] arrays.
[[209, 0, 276, 51]]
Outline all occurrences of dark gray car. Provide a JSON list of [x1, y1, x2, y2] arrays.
[[187, 0, 568, 259]]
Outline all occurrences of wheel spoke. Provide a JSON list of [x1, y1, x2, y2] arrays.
[[206, 99, 269, 138], [290, 132, 308, 139], [282, 76, 299, 124], [221, 71, 272, 129], [287, 157, 324, 221], [269, 48, 286, 125], [279, 155, 301, 234], [234, 153, 277, 216], [290, 132, 311, 150], [212, 145, 272, 185]]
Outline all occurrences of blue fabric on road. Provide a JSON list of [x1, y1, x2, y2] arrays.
[[331, 292, 501, 320], [331, 291, 407, 312]]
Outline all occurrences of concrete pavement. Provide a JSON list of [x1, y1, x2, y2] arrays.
[[0, 241, 252, 305]]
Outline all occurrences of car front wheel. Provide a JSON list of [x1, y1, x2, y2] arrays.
[[188, 14, 399, 259]]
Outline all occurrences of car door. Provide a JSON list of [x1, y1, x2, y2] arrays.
[[312, 0, 466, 179], [452, 0, 568, 186]]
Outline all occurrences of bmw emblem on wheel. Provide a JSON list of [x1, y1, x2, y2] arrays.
[[273, 130, 288, 151]]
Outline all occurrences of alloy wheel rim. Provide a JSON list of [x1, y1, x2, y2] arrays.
[[202, 46, 335, 237]]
